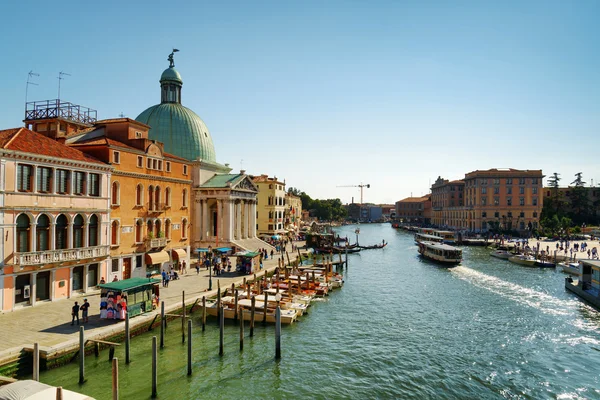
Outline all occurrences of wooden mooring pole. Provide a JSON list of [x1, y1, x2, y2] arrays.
[[182, 291, 186, 344], [151, 336, 157, 398], [125, 312, 130, 364], [234, 289, 239, 321], [33, 342, 39, 381], [56, 387, 63, 400], [187, 320, 193, 376], [202, 296, 206, 332], [219, 305, 225, 356], [112, 357, 119, 400], [79, 327, 85, 384], [239, 307, 244, 351], [250, 296, 255, 337], [263, 292, 268, 325], [160, 301, 165, 348], [275, 306, 281, 359]]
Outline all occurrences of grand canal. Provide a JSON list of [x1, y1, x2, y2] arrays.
[[40, 223, 600, 399]]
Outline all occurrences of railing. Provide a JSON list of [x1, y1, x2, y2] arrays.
[[14, 245, 110, 266], [146, 237, 167, 248], [25, 99, 97, 125], [146, 202, 167, 213]]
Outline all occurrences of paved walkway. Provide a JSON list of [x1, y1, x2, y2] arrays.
[[0, 242, 304, 359]]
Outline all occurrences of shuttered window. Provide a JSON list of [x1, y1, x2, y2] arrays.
[[37, 167, 52, 193], [17, 164, 33, 192], [88, 173, 100, 196], [57, 169, 69, 194], [74, 172, 86, 195]]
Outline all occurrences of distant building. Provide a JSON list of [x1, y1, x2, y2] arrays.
[[285, 193, 302, 232], [252, 175, 286, 238], [431, 178, 465, 229], [395, 195, 431, 224]]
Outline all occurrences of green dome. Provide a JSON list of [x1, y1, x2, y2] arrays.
[[136, 103, 216, 162], [160, 67, 182, 84]]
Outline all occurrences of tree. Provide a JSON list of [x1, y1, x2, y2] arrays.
[[287, 187, 303, 196], [569, 172, 590, 224], [547, 172, 561, 214]]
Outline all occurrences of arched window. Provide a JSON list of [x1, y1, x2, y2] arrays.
[[88, 214, 99, 246], [36, 214, 51, 251], [111, 181, 120, 206], [148, 186, 154, 210], [135, 220, 143, 243], [182, 189, 187, 208], [165, 187, 171, 207], [165, 220, 171, 239], [111, 220, 119, 246], [55, 214, 68, 249], [155, 220, 161, 237], [136, 184, 143, 206], [16, 214, 31, 252], [154, 186, 160, 211], [73, 214, 85, 248], [181, 218, 188, 239], [147, 220, 154, 239]]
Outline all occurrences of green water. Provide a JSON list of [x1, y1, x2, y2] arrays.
[[40, 224, 600, 399]]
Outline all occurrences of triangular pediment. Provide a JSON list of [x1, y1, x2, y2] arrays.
[[232, 176, 259, 192]]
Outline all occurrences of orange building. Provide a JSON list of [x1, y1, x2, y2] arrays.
[[0, 127, 112, 311], [395, 196, 431, 224], [67, 118, 193, 279], [431, 177, 466, 229]]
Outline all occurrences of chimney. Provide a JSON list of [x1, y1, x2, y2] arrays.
[[352, 196, 354, 204]]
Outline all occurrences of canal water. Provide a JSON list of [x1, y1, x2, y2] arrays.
[[40, 224, 600, 399]]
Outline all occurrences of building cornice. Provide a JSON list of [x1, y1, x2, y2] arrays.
[[0, 149, 113, 172], [112, 170, 192, 184]]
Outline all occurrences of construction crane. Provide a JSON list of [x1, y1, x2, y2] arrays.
[[337, 183, 371, 204]]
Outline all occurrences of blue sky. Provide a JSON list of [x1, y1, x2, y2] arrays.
[[1, 0, 598, 204]]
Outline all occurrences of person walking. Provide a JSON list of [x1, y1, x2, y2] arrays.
[[195, 262, 200, 275], [81, 299, 90, 323], [161, 269, 167, 287], [182, 260, 187, 274], [71, 301, 80, 326]]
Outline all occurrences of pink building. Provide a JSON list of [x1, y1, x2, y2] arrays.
[[0, 128, 112, 311]]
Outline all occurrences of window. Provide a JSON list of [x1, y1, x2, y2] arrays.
[[533, 211, 538, 218], [481, 187, 487, 194], [158, 161, 162, 170], [55, 214, 68, 249], [507, 211, 513, 218], [493, 179, 500, 185], [494, 197, 500, 206], [165, 220, 171, 239], [111, 182, 120, 206], [519, 178, 525, 185], [481, 179, 488, 185], [183, 165, 188, 175], [16, 214, 31, 252], [73, 172, 86, 195], [507, 197, 512, 206], [135, 220, 143, 243], [137, 156, 143, 168], [111, 220, 119, 246], [37, 167, 52, 193], [506, 178, 513, 185], [88, 215, 99, 246], [36, 214, 50, 251], [165, 187, 171, 207], [182, 189, 188, 208], [113, 151, 120, 164], [166, 162, 171, 172], [148, 186, 154, 210], [153, 159, 157, 170], [136, 184, 143, 206], [57, 169, 69, 194], [532, 187, 538, 194], [112, 259, 119, 273], [481, 197, 487, 206], [88, 174, 100, 196], [73, 214, 84, 248], [533, 197, 538, 206], [494, 212, 500, 218], [532, 178, 538, 184], [481, 211, 487, 218], [181, 219, 188, 239], [507, 187, 512, 195], [519, 187, 525, 195], [493, 187, 499, 195], [135, 131, 143, 138], [154, 187, 160, 210], [147, 158, 152, 169], [519, 197, 525, 206], [17, 164, 33, 192]]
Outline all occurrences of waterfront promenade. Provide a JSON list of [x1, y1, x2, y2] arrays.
[[0, 241, 304, 364]]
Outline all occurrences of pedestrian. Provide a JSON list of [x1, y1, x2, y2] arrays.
[[195, 262, 200, 275], [112, 276, 119, 282], [165, 272, 170, 288], [100, 277, 106, 284], [271, 249, 274, 259], [81, 298, 90, 323], [161, 269, 167, 287], [182, 260, 187, 274], [71, 301, 80, 326]]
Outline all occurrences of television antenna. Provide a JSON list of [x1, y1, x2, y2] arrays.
[[25, 70, 39, 104], [57, 71, 71, 100]]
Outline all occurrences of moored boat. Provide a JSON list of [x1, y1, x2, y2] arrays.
[[415, 233, 444, 245], [490, 249, 512, 259], [508, 254, 536, 267], [558, 261, 580, 275], [417, 241, 462, 265]]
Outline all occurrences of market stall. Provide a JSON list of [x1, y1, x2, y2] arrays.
[[98, 277, 160, 319], [234, 251, 261, 275]]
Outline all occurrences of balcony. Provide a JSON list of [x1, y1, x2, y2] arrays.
[[14, 245, 110, 266], [147, 202, 168, 214], [146, 237, 167, 249]]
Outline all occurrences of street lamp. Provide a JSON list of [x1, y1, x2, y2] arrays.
[[208, 246, 213, 290]]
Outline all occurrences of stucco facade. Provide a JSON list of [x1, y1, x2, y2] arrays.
[[252, 175, 286, 237]]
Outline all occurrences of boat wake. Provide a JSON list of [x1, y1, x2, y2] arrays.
[[451, 266, 577, 317]]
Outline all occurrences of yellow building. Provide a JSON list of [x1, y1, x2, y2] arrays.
[[68, 118, 192, 279], [285, 193, 302, 233], [252, 175, 286, 238]]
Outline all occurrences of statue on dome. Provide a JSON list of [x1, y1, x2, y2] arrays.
[[167, 48, 180, 68]]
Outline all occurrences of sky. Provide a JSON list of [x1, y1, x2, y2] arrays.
[[1, 0, 598, 205]]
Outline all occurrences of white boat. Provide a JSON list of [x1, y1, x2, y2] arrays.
[[508, 254, 537, 267], [490, 249, 512, 259], [414, 233, 444, 245], [417, 241, 462, 265], [558, 261, 580, 275]]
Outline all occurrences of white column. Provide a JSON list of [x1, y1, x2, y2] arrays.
[[217, 200, 223, 241], [50, 270, 55, 301], [83, 264, 89, 293], [223, 199, 231, 241], [236, 202, 242, 240], [69, 267, 74, 298], [194, 197, 202, 243], [241, 201, 247, 239], [50, 222, 56, 250], [30, 223, 36, 252], [251, 202, 257, 238], [244, 201, 250, 239], [202, 200, 208, 240], [31, 272, 37, 306]]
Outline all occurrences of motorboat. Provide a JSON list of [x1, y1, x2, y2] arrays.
[[508, 254, 537, 267], [417, 241, 462, 265], [558, 261, 580, 275], [490, 249, 512, 259]]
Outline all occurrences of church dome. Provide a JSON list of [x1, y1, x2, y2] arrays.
[[135, 63, 216, 162]]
